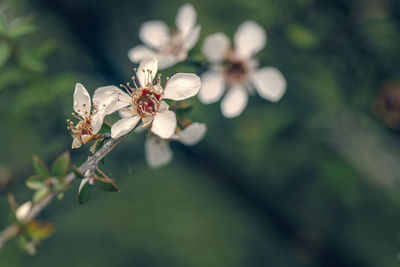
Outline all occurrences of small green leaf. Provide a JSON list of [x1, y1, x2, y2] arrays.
[[96, 179, 120, 192], [25, 220, 55, 243], [33, 188, 50, 203], [9, 21, 36, 39], [32, 155, 49, 178], [72, 165, 84, 179], [51, 152, 70, 177], [56, 192, 64, 200], [78, 179, 94, 205], [26, 176, 46, 190]]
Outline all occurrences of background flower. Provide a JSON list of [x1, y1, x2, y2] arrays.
[[128, 3, 200, 69], [199, 21, 286, 118]]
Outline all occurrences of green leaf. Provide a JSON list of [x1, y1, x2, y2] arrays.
[[78, 179, 94, 205], [18, 51, 45, 73], [9, 21, 36, 39], [96, 179, 120, 192], [0, 41, 11, 67], [51, 152, 70, 177], [26, 175, 46, 190], [25, 220, 55, 243], [32, 155, 49, 178], [33, 188, 50, 203]]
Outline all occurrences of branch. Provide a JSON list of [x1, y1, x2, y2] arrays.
[[0, 135, 125, 251]]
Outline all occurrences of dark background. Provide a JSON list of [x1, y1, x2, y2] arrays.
[[1, 0, 400, 266]]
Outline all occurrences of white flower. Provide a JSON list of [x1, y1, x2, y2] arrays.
[[199, 21, 287, 118], [16, 201, 32, 221], [94, 58, 201, 139], [68, 83, 118, 148], [145, 122, 207, 168], [128, 3, 200, 69]]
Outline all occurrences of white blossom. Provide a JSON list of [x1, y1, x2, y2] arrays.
[[199, 21, 287, 118], [68, 83, 117, 148], [145, 122, 207, 168], [94, 58, 201, 139], [128, 3, 200, 69]]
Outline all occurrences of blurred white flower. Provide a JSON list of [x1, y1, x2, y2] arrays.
[[128, 3, 200, 69], [94, 58, 201, 139], [68, 83, 119, 148], [16, 201, 32, 221], [199, 21, 287, 118], [145, 122, 207, 168]]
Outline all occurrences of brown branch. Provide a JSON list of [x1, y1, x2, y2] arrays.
[[0, 135, 125, 252]]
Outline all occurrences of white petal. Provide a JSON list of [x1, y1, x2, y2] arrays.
[[16, 201, 32, 221], [91, 111, 105, 134], [111, 116, 140, 138], [78, 178, 89, 194], [234, 21, 266, 59], [251, 67, 286, 102], [93, 86, 131, 114], [137, 58, 158, 87], [163, 73, 201, 101], [175, 3, 196, 38], [151, 110, 176, 139], [158, 100, 169, 112], [118, 107, 136, 118], [139, 20, 171, 49], [72, 137, 82, 149], [145, 137, 173, 168], [73, 83, 91, 116], [198, 71, 225, 104], [221, 85, 248, 118], [202, 33, 230, 63], [128, 45, 157, 63], [184, 25, 201, 50], [177, 122, 207, 145]]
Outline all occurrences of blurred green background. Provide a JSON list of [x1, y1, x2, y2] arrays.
[[1, 0, 400, 266]]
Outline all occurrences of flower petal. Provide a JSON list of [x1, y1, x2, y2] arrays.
[[202, 32, 230, 63], [234, 21, 266, 59], [139, 20, 171, 49], [177, 122, 207, 145], [251, 67, 286, 102], [163, 73, 201, 101], [184, 25, 201, 50], [137, 58, 158, 87], [111, 116, 140, 138], [73, 83, 91, 116], [221, 85, 248, 118], [145, 137, 173, 168], [157, 55, 179, 70], [128, 45, 157, 63], [91, 111, 105, 134], [198, 71, 225, 104], [151, 110, 176, 139], [93, 86, 131, 114], [175, 3, 196, 38], [72, 137, 82, 149]]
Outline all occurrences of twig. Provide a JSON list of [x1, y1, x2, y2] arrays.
[[0, 135, 125, 252]]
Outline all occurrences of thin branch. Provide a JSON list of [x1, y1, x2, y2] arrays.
[[0, 135, 125, 251]]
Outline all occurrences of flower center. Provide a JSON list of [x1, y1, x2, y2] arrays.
[[163, 32, 184, 57], [133, 88, 161, 117], [67, 114, 94, 144], [224, 59, 248, 84]]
